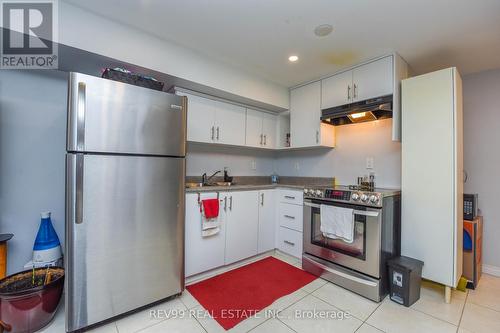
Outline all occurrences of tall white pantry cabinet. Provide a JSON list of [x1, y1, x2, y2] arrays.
[[401, 68, 463, 303]]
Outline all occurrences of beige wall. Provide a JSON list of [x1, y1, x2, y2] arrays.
[[463, 68, 500, 271]]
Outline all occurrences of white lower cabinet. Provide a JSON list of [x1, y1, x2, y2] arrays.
[[224, 191, 260, 265], [278, 202, 303, 232], [185, 188, 303, 276], [258, 190, 276, 253], [185, 192, 226, 277], [275, 189, 304, 258], [277, 227, 303, 259]]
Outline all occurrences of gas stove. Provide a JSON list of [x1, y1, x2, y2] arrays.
[[303, 185, 400, 208]]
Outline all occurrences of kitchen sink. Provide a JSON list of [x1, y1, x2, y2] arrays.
[[185, 182, 236, 188], [186, 182, 204, 188]]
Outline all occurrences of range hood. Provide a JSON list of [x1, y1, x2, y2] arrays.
[[321, 94, 393, 126]]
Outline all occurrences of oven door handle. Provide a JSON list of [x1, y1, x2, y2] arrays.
[[353, 210, 379, 217], [303, 202, 380, 217]]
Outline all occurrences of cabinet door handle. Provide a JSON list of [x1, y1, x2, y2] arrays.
[[284, 240, 295, 246], [264, 135, 267, 145], [229, 196, 233, 211], [224, 196, 227, 212], [284, 195, 295, 200], [284, 215, 296, 219], [347, 85, 351, 100], [260, 134, 263, 145], [211, 126, 215, 140], [216, 127, 220, 140], [316, 130, 319, 144], [261, 193, 264, 206], [353, 84, 357, 99]]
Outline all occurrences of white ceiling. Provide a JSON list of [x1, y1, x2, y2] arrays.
[[63, 0, 500, 87]]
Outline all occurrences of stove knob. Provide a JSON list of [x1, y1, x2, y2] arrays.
[[369, 195, 380, 204], [351, 192, 360, 201], [315, 190, 323, 197], [360, 194, 369, 202], [304, 189, 309, 195]]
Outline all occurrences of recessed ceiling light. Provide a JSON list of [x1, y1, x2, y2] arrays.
[[314, 24, 333, 37], [288, 55, 299, 62]]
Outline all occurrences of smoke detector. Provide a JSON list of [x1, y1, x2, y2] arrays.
[[314, 24, 333, 37]]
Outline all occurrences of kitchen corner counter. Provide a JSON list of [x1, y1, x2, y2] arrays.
[[185, 176, 335, 193], [185, 183, 305, 193]]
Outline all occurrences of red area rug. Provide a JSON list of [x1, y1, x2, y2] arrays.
[[186, 256, 316, 330]]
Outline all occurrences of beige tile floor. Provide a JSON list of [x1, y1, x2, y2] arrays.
[[42, 253, 500, 333]]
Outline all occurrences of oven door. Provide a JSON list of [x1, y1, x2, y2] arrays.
[[303, 199, 382, 278]]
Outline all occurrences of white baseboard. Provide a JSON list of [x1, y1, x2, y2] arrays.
[[482, 264, 500, 277]]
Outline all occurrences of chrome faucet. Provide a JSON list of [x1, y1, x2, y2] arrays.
[[202, 170, 221, 185]]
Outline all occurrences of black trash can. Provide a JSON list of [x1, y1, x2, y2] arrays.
[[387, 256, 424, 307]]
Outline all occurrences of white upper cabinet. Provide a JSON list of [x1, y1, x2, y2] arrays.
[[179, 89, 279, 148], [318, 54, 408, 141], [185, 93, 216, 143], [352, 56, 393, 102], [290, 81, 335, 148], [290, 81, 321, 148], [245, 109, 277, 149], [321, 56, 394, 109], [245, 109, 263, 147], [321, 70, 353, 109], [262, 112, 277, 149], [214, 101, 246, 146]]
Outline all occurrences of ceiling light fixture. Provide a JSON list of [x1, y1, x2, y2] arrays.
[[314, 24, 333, 37], [288, 55, 299, 62]]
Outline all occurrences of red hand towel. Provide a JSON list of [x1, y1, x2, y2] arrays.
[[202, 199, 219, 219]]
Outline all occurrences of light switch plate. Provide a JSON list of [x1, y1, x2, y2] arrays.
[[251, 160, 257, 170]]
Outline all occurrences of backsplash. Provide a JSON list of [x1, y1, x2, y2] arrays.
[[275, 119, 401, 188], [186, 143, 276, 177], [186, 120, 401, 189], [186, 175, 334, 187]]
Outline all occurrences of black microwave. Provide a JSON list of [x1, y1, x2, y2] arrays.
[[464, 194, 478, 220]]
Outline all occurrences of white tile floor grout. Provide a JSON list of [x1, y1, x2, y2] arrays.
[[457, 293, 469, 333], [41, 252, 500, 333]]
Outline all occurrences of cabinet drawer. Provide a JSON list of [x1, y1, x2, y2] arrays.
[[278, 189, 303, 205], [277, 227, 303, 258], [278, 203, 303, 232]]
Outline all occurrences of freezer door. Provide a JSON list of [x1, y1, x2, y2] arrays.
[[65, 153, 185, 331], [67, 72, 186, 156]]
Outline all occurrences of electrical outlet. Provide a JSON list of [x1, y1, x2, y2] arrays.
[[294, 162, 300, 170], [251, 160, 257, 170], [366, 157, 374, 169]]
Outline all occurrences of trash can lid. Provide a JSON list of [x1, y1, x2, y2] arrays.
[[387, 256, 424, 272]]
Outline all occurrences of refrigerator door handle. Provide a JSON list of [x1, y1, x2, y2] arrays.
[[76, 82, 86, 151], [75, 153, 84, 224]]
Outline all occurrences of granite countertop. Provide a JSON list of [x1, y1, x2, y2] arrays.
[[185, 176, 334, 193]]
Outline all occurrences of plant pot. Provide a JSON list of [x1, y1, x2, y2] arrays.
[[0, 267, 64, 333]]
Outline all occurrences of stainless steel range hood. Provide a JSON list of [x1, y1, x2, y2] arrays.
[[321, 94, 393, 126]]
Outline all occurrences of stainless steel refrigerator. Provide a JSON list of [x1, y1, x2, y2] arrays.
[[65, 72, 186, 332]]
